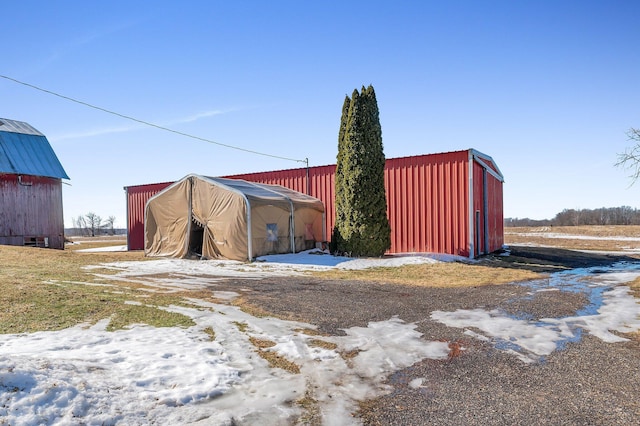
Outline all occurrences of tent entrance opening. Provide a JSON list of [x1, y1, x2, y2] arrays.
[[189, 217, 204, 257]]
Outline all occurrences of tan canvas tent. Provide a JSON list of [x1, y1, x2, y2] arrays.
[[144, 174, 325, 261]]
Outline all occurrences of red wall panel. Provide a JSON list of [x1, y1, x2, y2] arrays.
[[472, 157, 504, 255], [385, 151, 470, 256], [125, 181, 173, 250], [487, 172, 504, 252]]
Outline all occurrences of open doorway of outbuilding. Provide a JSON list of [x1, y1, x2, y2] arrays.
[[189, 217, 204, 258]]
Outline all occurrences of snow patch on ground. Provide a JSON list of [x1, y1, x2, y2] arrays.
[[81, 250, 454, 294], [76, 244, 128, 252], [0, 299, 449, 425], [432, 264, 640, 363]]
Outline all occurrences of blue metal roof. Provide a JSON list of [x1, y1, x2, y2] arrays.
[[0, 118, 69, 180]]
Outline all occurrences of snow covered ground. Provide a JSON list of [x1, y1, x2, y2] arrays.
[[1, 250, 640, 425]]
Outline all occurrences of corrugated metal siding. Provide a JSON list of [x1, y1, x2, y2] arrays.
[[232, 169, 307, 193], [308, 165, 336, 241], [473, 161, 486, 255], [487, 172, 504, 252], [0, 173, 65, 249], [125, 182, 173, 250], [126, 149, 503, 257], [385, 152, 469, 256], [472, 159, 504, 256], [228, 151, 474, 256]]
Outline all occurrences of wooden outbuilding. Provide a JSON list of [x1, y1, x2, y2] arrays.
[[0, 118, 69, 249]]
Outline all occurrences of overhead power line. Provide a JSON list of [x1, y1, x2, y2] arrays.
[[0, 74, 307, 164]]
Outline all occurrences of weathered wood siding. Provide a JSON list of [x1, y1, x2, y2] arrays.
[[0, 173, 65, 249]]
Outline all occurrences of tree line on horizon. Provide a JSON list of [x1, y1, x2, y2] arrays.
[[505, 206, 640, 227], [67, 212, 118, 237]]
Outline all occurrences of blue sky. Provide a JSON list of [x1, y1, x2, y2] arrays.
[[2, 1, 639, 228]]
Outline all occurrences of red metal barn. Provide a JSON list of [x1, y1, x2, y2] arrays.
[[124, 181, 173, 251], [0, 118, 69, 249], [125, 149, 503, 258]]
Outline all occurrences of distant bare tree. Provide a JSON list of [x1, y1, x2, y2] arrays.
[[73, 215, 85, 230], [615, 128, 640, 184], [73, 215, 89, 236], [84, 212, 102, 237], [104, 216, 116, 235]]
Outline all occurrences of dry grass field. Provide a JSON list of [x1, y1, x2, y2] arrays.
[[505, 225, 640, 252], [0, 237, 194, 334], [314, 261, 541, 287], [1, 228, 639, 336]]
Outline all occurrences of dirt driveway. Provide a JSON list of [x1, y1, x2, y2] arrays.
[[207, 246, 640, 425]]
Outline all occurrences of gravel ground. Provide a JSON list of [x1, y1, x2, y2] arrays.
[[209, 246, 640, 425]]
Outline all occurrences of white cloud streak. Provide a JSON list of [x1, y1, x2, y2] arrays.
[[50, 109, 230, 142]]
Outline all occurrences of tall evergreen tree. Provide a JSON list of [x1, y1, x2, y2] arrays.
[[332, 85, 391, 256]]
